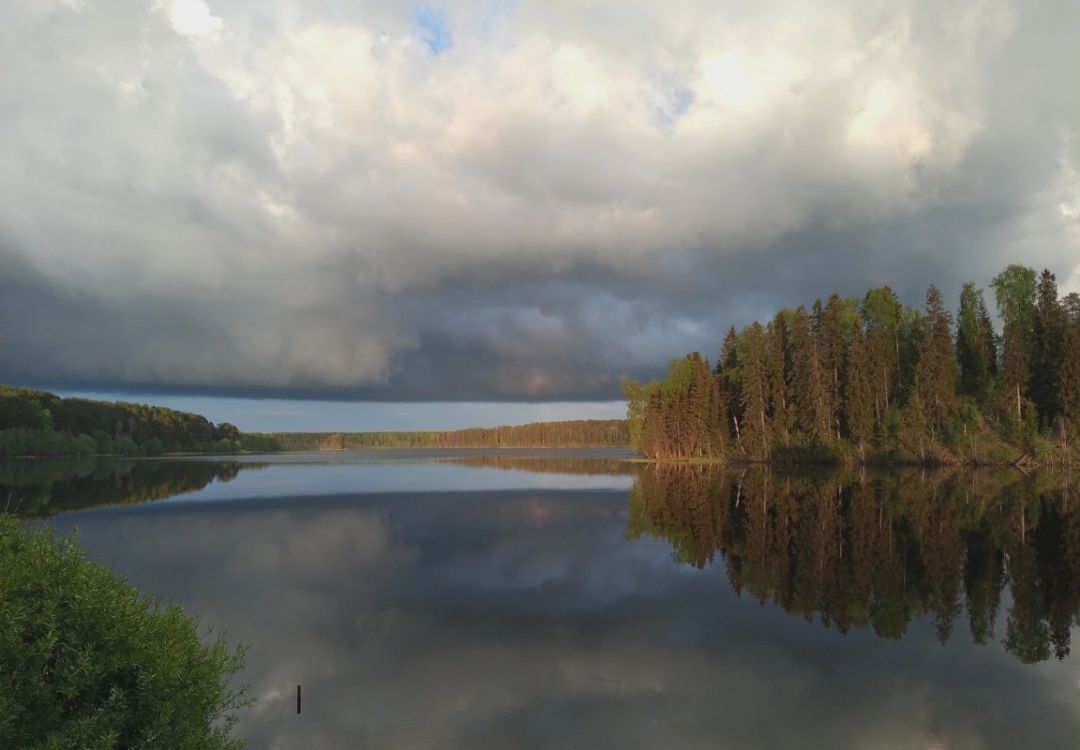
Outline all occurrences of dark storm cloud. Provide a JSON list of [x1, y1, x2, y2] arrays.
[[1, 0, 1078, 400]]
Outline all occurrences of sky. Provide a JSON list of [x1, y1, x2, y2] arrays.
[[2, 0, 1079, 429]]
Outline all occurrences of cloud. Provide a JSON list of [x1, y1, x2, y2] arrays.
[[49, 488, 1080, 749], [0, 0, 1077, 399], [167, 0, 223, 38]]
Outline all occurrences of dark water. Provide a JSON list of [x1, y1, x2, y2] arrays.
[[10, 452, 1080, 749]]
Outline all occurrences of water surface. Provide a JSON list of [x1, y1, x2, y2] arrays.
[[13, 451, 1080, 749]]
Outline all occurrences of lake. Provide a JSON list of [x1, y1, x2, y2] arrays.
[[9, 451, 1080, 749]]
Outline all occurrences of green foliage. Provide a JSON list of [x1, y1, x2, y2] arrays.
[[0, 386, 242, 458], [991, 264, 1038, 324], [633, 263, 1080, 467], [623, 379, 660, 453], [956, 283, 996, 402], [0, 518, 247, 748], [660, 357, 694, 400], [242, 419, 630, 452]]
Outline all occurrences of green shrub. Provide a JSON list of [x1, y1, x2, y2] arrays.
[[0, 517, 247, 749]]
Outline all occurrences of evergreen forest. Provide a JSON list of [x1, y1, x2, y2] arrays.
[[624, 265, 1080, 466]]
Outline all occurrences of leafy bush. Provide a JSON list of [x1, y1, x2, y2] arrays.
[[0, 517, 247, 749]]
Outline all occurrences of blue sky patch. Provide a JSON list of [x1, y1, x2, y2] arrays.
[[658, 86, 695, 126], [415, 6, 453, 55]]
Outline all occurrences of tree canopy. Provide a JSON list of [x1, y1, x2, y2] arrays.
[[626, 264, 1080, 466]]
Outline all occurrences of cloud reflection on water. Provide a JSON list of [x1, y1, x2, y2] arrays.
[[43, 473, 1080, 749]]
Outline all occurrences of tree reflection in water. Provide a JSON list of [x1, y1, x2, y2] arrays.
[[627, 465, 1080, 664], [0, 458, 257, 519]]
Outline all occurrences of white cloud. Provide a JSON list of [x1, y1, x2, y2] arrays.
[[167, 0, 222, 38], [0, 0, 1077, 396]]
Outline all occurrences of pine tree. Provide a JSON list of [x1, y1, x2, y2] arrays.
[[717, 327, 741, 449], [686, 352, 719, 457], [1032, 269, 1066, 427], [956, 283, 995, 402], [1064, 293, 1080, 326], [861, 287, 902, 426], [978, 296, 998, 384], [789, 306, 831, 443], [660, 357, 694, 457], [843, 318, 875, 459], [815, 294, 847, 441], [897, 305, 924, 402], [915, 285, 958, 434], [1061, 322, 1080, 437], [736, 323, 770, 458], [766, 311, 793, 447], [642, 392, 664, 458]]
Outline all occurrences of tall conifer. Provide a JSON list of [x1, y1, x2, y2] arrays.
[[789, 306, 831, 443], [956, 283, 995, 402], [766, 311, 793, 447], [1032, 270, 1066, 426], [861, 287, 902, 425], [915, 285, 958, 434], [736, 324, 770, 458], [843, 319, 875, 458]]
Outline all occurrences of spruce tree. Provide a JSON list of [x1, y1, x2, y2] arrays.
[[642, 392, 664, 458], [843, 318, 875, 459], [687, 353, 719, 457], [861, 287, 902, 425], [915, 285, 958, 434], [766, 311, 793, 447], [1061, 322, 1080, 437], [717, 327, 741, 449], [789, 306, 831, 443], [736, 323, 770, 458], [956, 283, 994, 402], [1064, 293, 1080, 326], [815, 294, 847, 440], [1032, 269, 1066, 427]]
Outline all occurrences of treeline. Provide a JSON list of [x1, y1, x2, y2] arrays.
[[241, 419, 630, 452], [625, 264, 1080, 466], [435, 453, 634, 476], [628, 464, 1080, 663], [0, 386, 241, 457]]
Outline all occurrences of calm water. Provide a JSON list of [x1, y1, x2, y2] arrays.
[[9, 451, 1080, 749]]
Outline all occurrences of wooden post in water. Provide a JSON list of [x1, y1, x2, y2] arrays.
[[297, 684, 302, 715]]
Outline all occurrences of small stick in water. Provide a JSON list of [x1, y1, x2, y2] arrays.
[[297, 684, 302, 715]]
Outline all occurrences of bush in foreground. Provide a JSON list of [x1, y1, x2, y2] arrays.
[[0, 517, 247, 749]]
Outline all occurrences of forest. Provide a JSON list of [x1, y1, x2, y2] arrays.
[[0, 385, 629, 457], [0, 386, 242, 457], [240, 420, 629, 452], [625, 264, 1080, 466]]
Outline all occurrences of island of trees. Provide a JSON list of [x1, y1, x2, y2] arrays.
[[625, 265, 1080, 466]]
